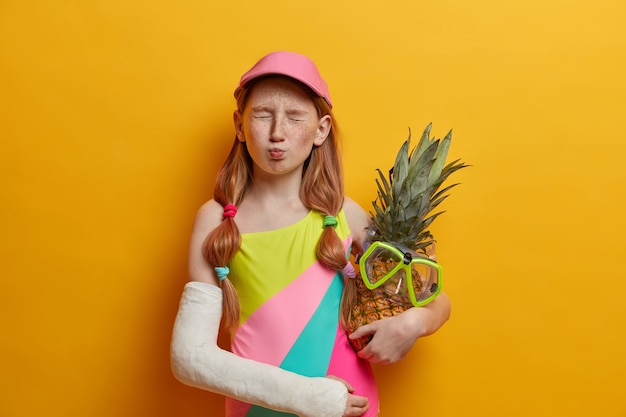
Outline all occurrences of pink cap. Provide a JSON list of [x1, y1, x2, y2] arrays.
[[234, 51, 332, 108]]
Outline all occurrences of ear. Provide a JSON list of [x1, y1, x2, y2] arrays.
[[313, 115, 332, 146], [233, 110, 245, 142]]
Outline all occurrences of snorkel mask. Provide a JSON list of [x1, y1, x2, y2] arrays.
[[358, 240, 442, 307]]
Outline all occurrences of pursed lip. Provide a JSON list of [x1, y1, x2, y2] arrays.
[[269, 148, 285, 158]]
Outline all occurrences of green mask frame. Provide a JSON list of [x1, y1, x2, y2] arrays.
[[358, 241, 443, 307]]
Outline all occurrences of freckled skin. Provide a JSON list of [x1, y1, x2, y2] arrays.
[[233, 77, 330, 180]]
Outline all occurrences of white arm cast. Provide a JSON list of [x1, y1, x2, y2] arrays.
[[170, 281, 348, 417]]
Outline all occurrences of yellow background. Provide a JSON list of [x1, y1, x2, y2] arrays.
[[1, 1, 625, 416]]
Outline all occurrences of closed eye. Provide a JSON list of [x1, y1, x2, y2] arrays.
[[286, 110, 308, 122], [251, 111, 272, 119]]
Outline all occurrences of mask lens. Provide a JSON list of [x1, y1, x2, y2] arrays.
[[363, 245, 402, 286], [410, 262, 440, 303], [381, 269, 413, 303]]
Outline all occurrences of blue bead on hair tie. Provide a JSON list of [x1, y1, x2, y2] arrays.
[[323, 215, 338, 228], [214, 266, 230, 281]]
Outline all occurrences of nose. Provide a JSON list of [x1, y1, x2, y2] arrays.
[[270, 116, 287, 142]]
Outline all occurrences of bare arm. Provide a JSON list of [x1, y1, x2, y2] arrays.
[[187, 199, 223, 285], [343, 196, 371, 256], [343, 196, 451, 365]]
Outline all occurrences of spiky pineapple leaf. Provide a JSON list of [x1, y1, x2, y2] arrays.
[[390, 139, 411, 203], [413, 123, 433, 162], [374, 173, 391, 209], [428, 130, 452, 187], [399, 146, 436, 210], [367, 122, 468, 248], [431, 183, 460, 206]]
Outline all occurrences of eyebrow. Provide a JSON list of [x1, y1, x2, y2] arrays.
[[250, 106, 309, 116]]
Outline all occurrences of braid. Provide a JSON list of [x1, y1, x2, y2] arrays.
[[202, 138, 251, 333], [301, 96, 348, 272], [202, 213, 241, 333]]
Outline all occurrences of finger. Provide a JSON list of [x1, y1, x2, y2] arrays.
[[359, 353, 381, 364], [349, 323, 374, 339], [356, 346, 383, 364], [355, 344, 372, 360], [344, 381, 355, 393], [343, 403, 369, 417], [326, 375, 355, 392], [350, 395, 369, 408]]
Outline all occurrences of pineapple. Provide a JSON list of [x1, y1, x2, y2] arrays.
[[341, 123, 468, 351]]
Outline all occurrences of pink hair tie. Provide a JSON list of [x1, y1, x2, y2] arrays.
[[223, 204, 237, 219]]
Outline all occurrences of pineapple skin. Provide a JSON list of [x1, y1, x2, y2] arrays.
[[346, 275, 413, 351]]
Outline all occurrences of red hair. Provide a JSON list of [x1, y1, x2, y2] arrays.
[[203, 77, 347, 332]]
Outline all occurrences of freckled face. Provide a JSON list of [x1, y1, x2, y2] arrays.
[[234, 77, 331, 178]]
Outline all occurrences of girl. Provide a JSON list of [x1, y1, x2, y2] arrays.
[[171, 51, 451, 417]]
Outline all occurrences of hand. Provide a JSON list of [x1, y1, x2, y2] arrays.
[[326, 375, 369, 417], [350, 292, 450, 364], [349, 308, 426, 365]]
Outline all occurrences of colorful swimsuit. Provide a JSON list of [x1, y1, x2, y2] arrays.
[[225, 209, 379, 417]]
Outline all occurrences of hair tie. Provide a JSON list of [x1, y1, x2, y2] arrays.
[[214, 266, 230, 281], [323, 215, 338, 228], [342, 262, 356, 279], [223, 204, 237, 219]]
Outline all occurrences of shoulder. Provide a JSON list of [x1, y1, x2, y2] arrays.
[[187, 199, 224, 284], [196, 199, 224, 220], [342, 196, 367, 221], [342, 196, 371, 254], [193, 199, 225, 235]]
